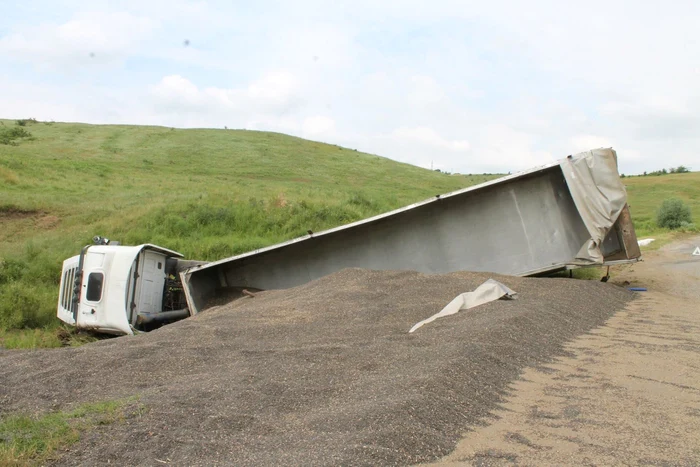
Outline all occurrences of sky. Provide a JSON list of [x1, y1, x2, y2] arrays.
[[1, 0, 699, 175]]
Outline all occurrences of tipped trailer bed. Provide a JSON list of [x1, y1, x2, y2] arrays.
[[180, 148, 641, 315]]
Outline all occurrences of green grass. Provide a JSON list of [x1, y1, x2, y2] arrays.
[[0, 119, 497, 341], [0, 327, 100, 350], [0, 398, 142, 466], [0, 328, 63, 349]]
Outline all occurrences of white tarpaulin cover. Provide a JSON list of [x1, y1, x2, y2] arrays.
[[409, 279, 517, 333], [560, 148, 627, 264]]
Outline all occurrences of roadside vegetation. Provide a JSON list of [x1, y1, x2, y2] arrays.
[[0, 398, 143, 465], [0, 119, 697, 347], [656, 198, 694, 230]]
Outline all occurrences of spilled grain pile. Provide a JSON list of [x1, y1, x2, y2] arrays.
[[0, 269, 633, 466]]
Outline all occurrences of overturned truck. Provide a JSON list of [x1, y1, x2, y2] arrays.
[[58, 148, 641, 335]]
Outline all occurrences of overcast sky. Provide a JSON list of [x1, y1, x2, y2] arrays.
[[2, 1, 699, 174]]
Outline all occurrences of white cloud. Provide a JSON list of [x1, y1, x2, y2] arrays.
[[302, 116, 336, 137], [359, 127, 471, 172], [471, 124, 554, 172], [152, 75, 201, 105], [150, 71, 302, 123], [407, 76, 447, 106], [569, 134, 642, 162], [247, 72, 299, 104], [369, 124, 552, 174], [570, 135, 614, 153], [0, 11, 157, 68], [390, 127, 470, 152]]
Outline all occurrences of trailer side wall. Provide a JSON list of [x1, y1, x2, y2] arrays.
[[184, 167, 597, 312]]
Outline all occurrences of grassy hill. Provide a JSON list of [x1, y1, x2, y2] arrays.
[[622, 172, 700, 238], [0, 119, 497, 345], [0, 119, 697, 348]]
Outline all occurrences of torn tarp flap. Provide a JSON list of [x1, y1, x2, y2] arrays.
[[560, 148, 628, 264], [409, 279, 517, 333]]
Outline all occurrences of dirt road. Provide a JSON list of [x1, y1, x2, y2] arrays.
[[428, 235, 700, 466]]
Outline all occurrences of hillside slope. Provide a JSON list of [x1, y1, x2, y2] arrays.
[[0, 119, 493, 334]]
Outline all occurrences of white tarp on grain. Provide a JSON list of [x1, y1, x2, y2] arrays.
[[409, 279, 518, 333]]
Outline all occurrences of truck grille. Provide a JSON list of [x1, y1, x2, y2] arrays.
[[60, 266, 78, 316]]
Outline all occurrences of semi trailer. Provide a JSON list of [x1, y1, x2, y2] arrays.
[[58, 148, 641, 335]]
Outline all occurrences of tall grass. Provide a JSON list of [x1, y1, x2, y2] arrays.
[[0, 328, 64, 349], [119, 194, 389, 258], [0, 246, 62, 330]]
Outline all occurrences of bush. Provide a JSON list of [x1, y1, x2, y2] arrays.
[[0, 126, 32, 145], [679, 221, 698, 233], [656, 198, 693, 229], [15, 118, 37, 126]]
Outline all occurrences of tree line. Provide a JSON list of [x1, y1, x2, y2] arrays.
[[620, 166, 691, 178]]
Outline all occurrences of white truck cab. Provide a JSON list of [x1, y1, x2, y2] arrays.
[[57, 242, 201, 335]]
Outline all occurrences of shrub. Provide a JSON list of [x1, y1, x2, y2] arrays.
[[679, 221, 698, 233], [15, 118, 37, 126], [656, 198, 692, 229], [0, 126, 32, 145]]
